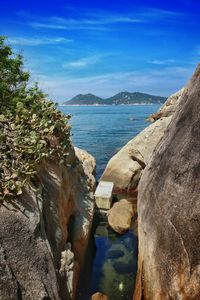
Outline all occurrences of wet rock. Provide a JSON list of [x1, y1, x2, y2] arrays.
[[135, 65, 200, 299], [106, 250, 124, 259], [91, 292, 109, 300], [108, 199, 136, 234]]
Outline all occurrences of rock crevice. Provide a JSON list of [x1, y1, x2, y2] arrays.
[[0, 147, 96, 300]]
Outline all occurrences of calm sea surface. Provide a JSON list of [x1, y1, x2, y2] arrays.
[[59, 105, 160, 178]]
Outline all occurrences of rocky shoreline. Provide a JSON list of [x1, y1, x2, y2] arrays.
[[1, 63, 200, 300]]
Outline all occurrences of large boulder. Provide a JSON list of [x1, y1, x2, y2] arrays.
[[108, 199, 137, 234], [101, 88, 186, 195], [134, 65, 200, 299], [101, 117, 171, 194], [0, 147, 95, 300]]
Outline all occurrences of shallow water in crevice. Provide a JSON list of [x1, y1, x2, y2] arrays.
[[76, 215, 138, 300]]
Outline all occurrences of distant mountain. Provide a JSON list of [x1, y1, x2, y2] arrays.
[[105, 92, 166, 105], [62, 92, 167, 105], [63, 93, 103, 105]]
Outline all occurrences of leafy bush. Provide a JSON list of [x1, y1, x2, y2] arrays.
[[0, 36, 71, 203]]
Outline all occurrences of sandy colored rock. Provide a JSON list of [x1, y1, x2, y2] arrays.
[[0, 146, 96, 299], [148, 87, 185, 121], [108, 199, 136, 234], [91, 292, 109, 300], [75, 147, 96, 191], [101, 88, 187, 195], [101, 117, 171, 194], [134, 65, 200, 299]]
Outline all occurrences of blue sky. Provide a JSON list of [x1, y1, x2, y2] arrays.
[[1, 0, 200, 101]]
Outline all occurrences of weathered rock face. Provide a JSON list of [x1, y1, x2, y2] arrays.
[[0, 147, 96, 300], [101, 117, 171, 194], [74, 147, 96, 191], [108, 199, 137, 234], [135, 66, 200, 299]]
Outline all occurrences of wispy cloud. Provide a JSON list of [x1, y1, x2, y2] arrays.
[[29, 15, 144, 31], [150, 59, 177, 65], [23, 7, 186, 31], [9, 36, 73, 46], [63, 55, 104, 69], [139, 7, 185, 18], [29, 23, 68, 30], [30, 22, 109, 31]]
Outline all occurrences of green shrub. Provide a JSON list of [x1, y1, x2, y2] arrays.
[[0, 36, 71, 203]]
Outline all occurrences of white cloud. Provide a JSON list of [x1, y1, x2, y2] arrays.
[[30, 22, 109, 31], [62, 56, 103, 69], [9, 36, 73, 46], [30, 23, 67, 30]]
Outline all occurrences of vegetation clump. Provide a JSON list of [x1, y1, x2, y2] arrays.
[[0, 36, 71, 203]]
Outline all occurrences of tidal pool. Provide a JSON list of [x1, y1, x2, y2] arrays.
[[77, 217, 138, 300]]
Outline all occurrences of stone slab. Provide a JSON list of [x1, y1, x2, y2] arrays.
[[95, 181, 114, 210]]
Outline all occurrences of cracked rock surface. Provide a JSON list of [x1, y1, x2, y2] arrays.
[[134, 65, 200, 299], [0, 147, 96, 300]]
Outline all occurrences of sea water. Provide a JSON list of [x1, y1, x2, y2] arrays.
[[76, 218, 138, 300], [59, 104, 160, 178]]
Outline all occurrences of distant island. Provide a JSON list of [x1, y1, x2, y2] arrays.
[[62, 92, 167, 106]]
